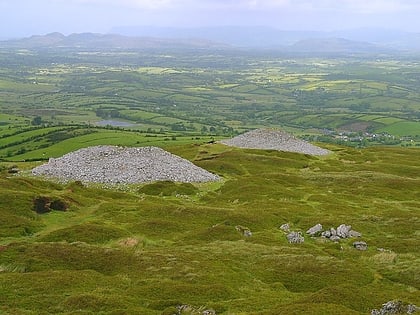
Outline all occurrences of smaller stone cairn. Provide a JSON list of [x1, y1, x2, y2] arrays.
[[219, 128, 331, 156]]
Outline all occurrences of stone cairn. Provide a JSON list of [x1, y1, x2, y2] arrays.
[[32, 145, 220, 185], [219, 128, 331, 156]]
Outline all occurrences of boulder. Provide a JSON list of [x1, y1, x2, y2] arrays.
[[287, 231, 304, 244], [330, 235, 341, 242], [280, 223, 290, 232], [353, 241, 368, 251], [306, 223, 323, 236], [235, 225, 252, 237], [349, 230, 362, 238], [337, 224, 352, 238], [321, 230, 331, 238]]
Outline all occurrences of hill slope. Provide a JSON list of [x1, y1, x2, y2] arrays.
[[0, 143, 419, 314]]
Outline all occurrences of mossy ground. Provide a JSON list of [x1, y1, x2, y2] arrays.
[[0, 143, 419, 314]]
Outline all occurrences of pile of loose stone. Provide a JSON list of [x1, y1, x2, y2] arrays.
[[32, 145, 220, 184], [281, 223, 367, 249], [219, 128, 331, 156]]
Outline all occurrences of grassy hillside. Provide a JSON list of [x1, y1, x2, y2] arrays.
[[0, 143, 418, 314]]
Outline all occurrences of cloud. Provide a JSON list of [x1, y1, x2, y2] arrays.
[[290, 0, 420, 14], [68, 0, 420, 14]]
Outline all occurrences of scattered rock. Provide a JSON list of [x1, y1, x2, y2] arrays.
[[377, 248, 392, 253], [175, 304, 216, 315], [279, 223, 290, 232], [32, 146, 220, 184], [219, 128, 331, 156], [287, 231, 304, 244], [235, 225, 252, 237], [306, 223, 323, 236], [282, 222, 365, 246], [371, 300, 418, 314], [353, 241, 368, 251]]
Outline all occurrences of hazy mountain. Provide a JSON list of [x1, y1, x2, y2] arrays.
[[287, 38, 387, 54], [111, 26, 324, 47], [2, 27, 418, 54], [0, 32, 229, 50], [111, 26, 420, 51]]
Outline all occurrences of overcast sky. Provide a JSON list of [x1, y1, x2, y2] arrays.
[[1, 0, 420, 38]]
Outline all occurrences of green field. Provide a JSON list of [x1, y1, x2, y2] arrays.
[[0, 48, 419, 152]]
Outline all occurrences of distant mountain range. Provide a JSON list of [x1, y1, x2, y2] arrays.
[[0, 32, 229, 50], [111, 26, 420, 51], [2, 26, 420, 53]]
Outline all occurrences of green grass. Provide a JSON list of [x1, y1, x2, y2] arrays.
[[378, 121, 420, 136], [0, 143, 418, 314]]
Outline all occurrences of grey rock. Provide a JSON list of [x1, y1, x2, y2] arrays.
[[321, 230, 331, 238], [287, 231, 304, 244], [353, 241, 368, 250], [330, 227, 337, 236], [349, 230, 362, 238], [306, 223, 323, 236], [337, 224, 352, 238], [235, 225, 252, 237], [176, 304, 216, 315], [280, 223, 290, 232], [330, 235, 341, 242]]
